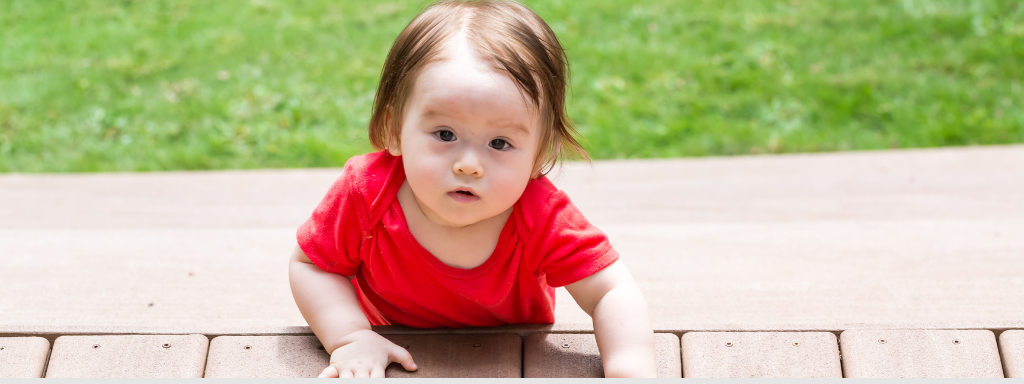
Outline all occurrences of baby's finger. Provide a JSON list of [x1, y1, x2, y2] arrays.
[[339, 368, 355, 378], [390, 345, 418, 371], [371, 367, 386, 378], [318, 365, 339, 378], [353, 368, 371, 378]]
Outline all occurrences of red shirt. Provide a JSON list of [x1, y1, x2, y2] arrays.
[[297, 151, 618, 328]]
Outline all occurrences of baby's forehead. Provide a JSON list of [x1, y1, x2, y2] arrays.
[[417, 37, 521, 91], [410, 39, 539, 118]]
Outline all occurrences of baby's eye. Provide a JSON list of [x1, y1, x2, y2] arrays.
[[489, 138, 512, 150], [434, 129, 456, 142]]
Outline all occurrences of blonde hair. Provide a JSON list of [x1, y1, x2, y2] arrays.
[[367, 0, 589, 176]]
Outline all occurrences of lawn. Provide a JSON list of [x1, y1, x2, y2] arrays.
[[1, 0, 1022, 172]]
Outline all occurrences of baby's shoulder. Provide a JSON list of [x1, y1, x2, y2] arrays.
[[516, 176, 574, 230], [326, 150, 403, 213], [341, 150, 400, 189]]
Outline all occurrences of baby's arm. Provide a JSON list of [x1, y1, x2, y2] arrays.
[[565, 260, 657, 378], [288, 245, 417, 378]]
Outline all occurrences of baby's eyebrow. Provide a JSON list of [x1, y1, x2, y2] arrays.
[[494, 122, 530, 135], [421, 109, 450, 119]]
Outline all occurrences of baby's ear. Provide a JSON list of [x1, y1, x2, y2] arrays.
[[384, 109, 402, 156], [387, 144, 402, 157]]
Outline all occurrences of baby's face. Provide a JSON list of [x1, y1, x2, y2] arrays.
[[390, 37, 541, 228]]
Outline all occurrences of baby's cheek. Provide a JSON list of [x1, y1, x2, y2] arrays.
[[491, 171, 530, 206], [410, 157, 445, 178], [405, 164, 442, 197]]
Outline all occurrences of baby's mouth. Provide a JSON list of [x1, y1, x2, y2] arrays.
[[448, 189, 480, 203]]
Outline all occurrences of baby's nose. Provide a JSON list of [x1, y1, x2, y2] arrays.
[[453, 151, 484, 177]]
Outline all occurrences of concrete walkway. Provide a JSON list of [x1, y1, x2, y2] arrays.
[[1, 145, 1023, 377]]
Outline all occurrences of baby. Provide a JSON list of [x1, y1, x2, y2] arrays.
[[289, 0, 655, 378]]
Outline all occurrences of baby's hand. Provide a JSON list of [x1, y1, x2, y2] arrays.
[[318, 329, 417, 378]]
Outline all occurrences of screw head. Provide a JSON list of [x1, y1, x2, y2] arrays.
[[725, 342, 733, 347], [162, 343, 171, 348], [561, 343, 570, 348], [472, 343, 481, 348], [878, 339, 887, 344], [93, 344, 101, 349], [793, 342, 800, 347], [243, 345, 252, 350], [953, 339, 961, 345]]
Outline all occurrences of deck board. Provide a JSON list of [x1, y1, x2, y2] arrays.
[[204, 335, 328, 378], [381, 334, 521, 378], [0, 337, 50, 378], [45, 334, 209, 378], [839, 330, 1003, 378], [999, 330, 1024, 378], [3, 220, 1023, 334], [681, 332, 841, 378], [4, 146, 1022, 230], [523, 333, 681, 378]]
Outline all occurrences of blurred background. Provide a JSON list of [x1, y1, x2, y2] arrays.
[[1, 0, 1021, 173]]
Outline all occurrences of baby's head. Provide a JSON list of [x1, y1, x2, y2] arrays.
[[367, 0, 586, 228]]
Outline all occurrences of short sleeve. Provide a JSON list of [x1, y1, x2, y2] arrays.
[[296, 160, 367, 277], [530, 191, 619, 287]]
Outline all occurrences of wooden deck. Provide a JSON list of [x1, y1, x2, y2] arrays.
[[2, 145, 1023, 377]]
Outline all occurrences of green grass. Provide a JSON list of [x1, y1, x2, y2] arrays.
[[1, 0, 1022, 172]]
